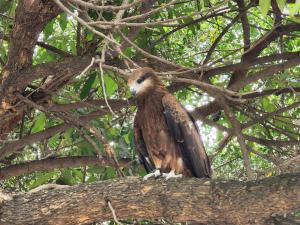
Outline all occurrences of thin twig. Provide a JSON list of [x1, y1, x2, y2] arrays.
[[98, 45, 118, 117], [164, 76, 244, 103], [215, 96, 254, 179], [15, 92, 104, 159], [121, 0, 230, 22], [80, 57, 95, 77], [211, 133, 232, 161], [53, 0, 120, 46], [16, 92, 125, 177], [99, 62, 118, 116], [69, 0, 140, 11], [107, 201, 124, 225], [118, 30, 186, 69]]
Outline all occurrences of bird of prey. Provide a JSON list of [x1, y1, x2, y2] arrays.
[[128, 67, 212, 180]]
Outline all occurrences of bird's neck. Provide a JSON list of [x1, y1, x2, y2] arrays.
[[137, 85, 168, 106]]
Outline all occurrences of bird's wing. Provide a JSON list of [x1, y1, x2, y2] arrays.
[[133, 117, 155, 173], [162, 94, 212, 178]]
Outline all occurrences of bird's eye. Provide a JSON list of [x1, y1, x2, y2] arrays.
[[137, 77, 145, 84]]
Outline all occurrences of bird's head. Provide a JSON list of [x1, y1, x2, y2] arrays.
[[127, 67, 160, 97]]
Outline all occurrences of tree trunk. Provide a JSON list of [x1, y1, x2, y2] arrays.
[[0, 173, 299, 225]]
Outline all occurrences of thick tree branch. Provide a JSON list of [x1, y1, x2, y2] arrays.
[[0, 99, 128, 160], [0, 173, 299, 225], [6, 55, 94, 95], [240, 87, 300, 99], [0, 32, 72, 57], [236, 0, 251, 50], [2, 84, 299, 161], [36, 41, 72, 57], [0, 123, 69, 160], [0, 0, 61, 139], [203, 51, 300, 78], [0, 0, 156, 142], [48, 99, 128, 111], [1, 0, 60, 97], [0, 156, 132, 180], [0, 0, 299, 181], [194, 54, 300, 117], [231, 56, 300, 90]]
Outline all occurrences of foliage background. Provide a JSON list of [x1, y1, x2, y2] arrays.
[[0, 0, 299, 198]]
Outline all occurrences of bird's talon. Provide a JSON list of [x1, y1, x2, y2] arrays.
[[154, 169, 161, 177], [143, 169, 161, 180], [163, 171, 182, 180]]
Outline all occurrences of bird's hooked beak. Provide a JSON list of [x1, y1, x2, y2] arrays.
[[129, 87, 137, 96]]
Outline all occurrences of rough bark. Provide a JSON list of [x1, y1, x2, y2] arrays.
[[0, 0, 61, 140], [0, 173, 299, 225], [0, 0, 156, 141]]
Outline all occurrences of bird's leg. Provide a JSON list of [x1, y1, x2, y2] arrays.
[[162, 170, 182, 180], [143, 169, 161, 181]]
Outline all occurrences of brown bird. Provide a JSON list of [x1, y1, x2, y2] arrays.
[[128, 67, 212, 180]]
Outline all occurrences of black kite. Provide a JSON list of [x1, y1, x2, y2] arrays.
[[128, 68, 212, 180]]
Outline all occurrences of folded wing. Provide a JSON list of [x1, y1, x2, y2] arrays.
[[133, 118, 155, 173], [162, 94, 212, 178]]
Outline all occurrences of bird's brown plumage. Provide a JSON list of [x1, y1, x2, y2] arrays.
[[129, 67, 211, 178]]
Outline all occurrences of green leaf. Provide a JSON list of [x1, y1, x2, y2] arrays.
[[86, 30, 94, 41], [48, 133, 60, 149], [43, 20, 55, 40], [31, 113, 46, 133], [86, 175, 99, 183], [8, 0, 17, 17], [28, 171, 56, 190], [123, 132, 131, 145], [104, 166, 116, 179], [123, 47, 135, 58], [80, 72, 97, 99], [262, 97, 275, 112], [259, 0, 271, 17], [59, 13, 68, 31], [77, 141, 96, 156], [92, 75, 100, 89], [183, 17, 196, 35], [203, 0, 210, 7], [289, 15, 300, 23], [63, 128, 74, 145], [59, 170, 77, 185], [290, 0, 300, 16], [276, 0, 286, 11], [103, 74, 118, 97], [196, 0, 201, 11]]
